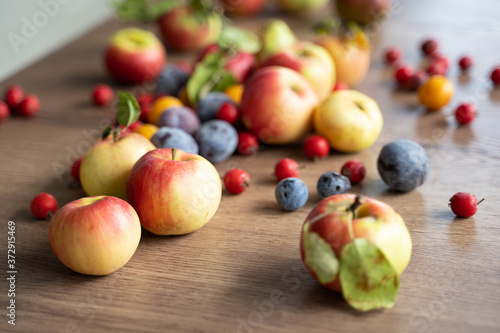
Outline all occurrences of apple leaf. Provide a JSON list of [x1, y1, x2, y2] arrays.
[[339, 238, 400, 311], [218, 26, 261, 54], [302, 227, 339, 285], [187, 51, 237, 104], [113, 0, 186, 22], [116, 92, 141, 128]]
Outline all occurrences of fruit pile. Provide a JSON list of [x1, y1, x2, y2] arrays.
[[18, 0, 492, 314]]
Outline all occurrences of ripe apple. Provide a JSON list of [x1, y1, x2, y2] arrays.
[[315, 33, 370, 87], [158, 5, 222, 51], [127, 148, 222, 236], [220, 0, 266, 15], [49, 196, 141, 276], [313, 90, 383, 152], [336, 0, 391, 26], [241, 66, 319, 144], [195, 44, 257, 83], [104, 28, 166, 84], [80, 132, 155, 200], [260, 41, 336, 101], [276, 0, 330, 13], [301, 194, 412, 292]]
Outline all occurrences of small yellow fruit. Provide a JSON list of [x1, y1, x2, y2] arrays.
[[418, 75, 454, 111], [134, 124, 158, 140], [147, 96, 183, 124], [224, 84, 244, 105]]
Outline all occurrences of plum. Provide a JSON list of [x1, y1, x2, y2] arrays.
[[156, 106, 201, 135], [317, 172, 351, 199], [196, 92, 235, 123], [275, 178, 309, 211], [155, 65, 189, 97], [151, 127, 199, 155], [195, 120, 238, 164]]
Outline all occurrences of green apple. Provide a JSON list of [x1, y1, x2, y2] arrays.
[[257, 20, 297, 62], [80, 133, 155, 200], [313, 90, 383, 152]]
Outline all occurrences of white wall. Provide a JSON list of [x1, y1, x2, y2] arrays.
[[0, 0, 113, 81]]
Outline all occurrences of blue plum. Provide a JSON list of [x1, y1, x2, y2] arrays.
[[195, 120, 238, 164], [275, 178, 309, 211], [317, 172, 351, 199], [196, 92, 235, 123], [155, 65, 189, 97], [156, 106, 200, 135], [151, 127, 199, 155]]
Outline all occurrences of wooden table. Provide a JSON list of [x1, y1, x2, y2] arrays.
[[1, 1, 500, 332]]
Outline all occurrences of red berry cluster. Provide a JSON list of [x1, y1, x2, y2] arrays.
[[0, 85, 41, 122]]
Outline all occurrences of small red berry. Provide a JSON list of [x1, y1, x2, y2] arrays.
[[455, 103, 476, 125], [341, 160, 366, 184], [30, 193, 58, 219], [304, 135, 330, 159], [395, 65, 414, 85], [333, 81, 349, 91], [421, 39, 438, 56], [449, 192, 483, 218], [128, 120, 143, 132], [216, 102, 239, 124], [5, 85, 24, 110], [224, 169, 250, 194], [427, 61, 447, 76], [385, 47, 402, 65], [139, 100, 152, 122], [0, 101, 10, 122], [275, 158, 299, 181], [433, 56, 449, 70], [458, 56, 473, 71], [237, 132, 259, 155], [491, 66, 500, 86], [137, 93, 154, 105], [92, 84, 113, 106], [70, 157, 83, 182], [404, 70, 427, 91], [18, 94, 40, 117]]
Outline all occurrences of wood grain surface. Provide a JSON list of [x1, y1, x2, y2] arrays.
[[1, 1, 500, 332]]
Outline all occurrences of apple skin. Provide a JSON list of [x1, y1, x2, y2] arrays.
[[220, 0, 266, 15], [313, 90, 383, 152], [315, 35, 370, 87], [301, 194, 412, 292], [195, 44, 257, 83], [80, 133, 155, 201], [260, 41, 336, 101], [276, 0, 330, 12], [127, 148, 222, 236], [241, 66, 319, 145], [336, 0, 391, 26], [158, 5, 222, 51], [104, 28, 167, 84], [49, 196, 141, 276]]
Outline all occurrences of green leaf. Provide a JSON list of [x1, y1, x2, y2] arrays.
[[113, 0, 185, 22], [116, 92, 141, 128], [187, 51, 237, 104], [339, 238, 400, 311], [302, 226, 339, 284], [102, 126, 112, 140], [218, 26, 261, 54]]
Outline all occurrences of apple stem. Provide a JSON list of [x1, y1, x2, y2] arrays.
[[478, 198, 485, 205], [171, 148, 177, 161], [112, 128, 121, 143]]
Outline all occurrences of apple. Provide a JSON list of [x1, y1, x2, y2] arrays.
[[195, 44, 257, 83], [315, 32, 370, 87], [241, 66, 319, 144], [80, 132, 155, 201], [104, 28, 166, 84], [220, 0, 266, 15], [49, 196, 141, 276], [313, 90, 383, 152], [158, 5, 222, 51], [257, 20, 297, 63], [260, 41, 336, 101], [276, 0, 330, 13], [336, 0, 391, 26], [301, 194, 412, 292], [127, 148, 222, 236]]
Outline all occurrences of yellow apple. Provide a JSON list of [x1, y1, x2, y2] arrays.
[[314, 90, 383, 152]]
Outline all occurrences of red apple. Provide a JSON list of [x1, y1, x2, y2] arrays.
[[260, 41, 336, 100], [195, 44, 257, 83], [220, 0, 266, 15], [80, 132, 155, 200], [158, 5, 222, 51], [300, 194, 412, 292], [49, 196, 141, 276], [241, 66, 319, 144], [127, 148, 222, 236], [315, 32, 370, 87], [104, 28, 166, 84], [336, 0, 391, 26]]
